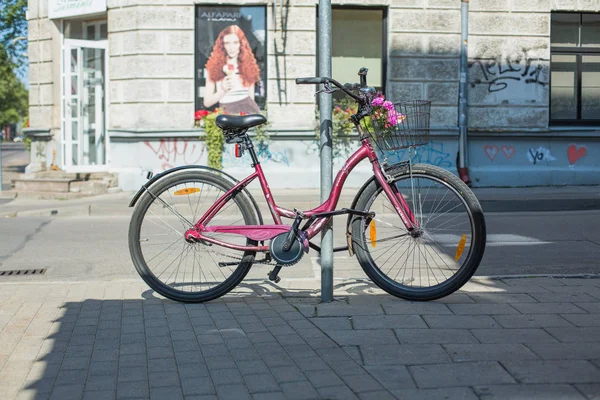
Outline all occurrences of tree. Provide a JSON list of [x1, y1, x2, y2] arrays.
[[0, 43, 28, 127], [0, 0, 28, 127], [0, 0, 27, 64]]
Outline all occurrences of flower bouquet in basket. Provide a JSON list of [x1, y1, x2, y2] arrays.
[[366, 94, 407, 150]]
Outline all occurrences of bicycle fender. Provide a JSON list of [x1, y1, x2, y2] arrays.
[[128, 165, 264, 224]]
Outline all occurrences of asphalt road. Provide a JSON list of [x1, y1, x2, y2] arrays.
[[0, 210, 599, 284]]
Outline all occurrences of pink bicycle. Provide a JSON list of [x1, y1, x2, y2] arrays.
[[128, 68, 486, 303]]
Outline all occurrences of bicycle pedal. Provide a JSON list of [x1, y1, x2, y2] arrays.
[[268, 265, 283, 283]]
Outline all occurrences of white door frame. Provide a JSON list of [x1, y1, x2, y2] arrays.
[[62, 38, 109, 172]]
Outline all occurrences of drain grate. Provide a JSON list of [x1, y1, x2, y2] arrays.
[[0, 269, 47, 276]]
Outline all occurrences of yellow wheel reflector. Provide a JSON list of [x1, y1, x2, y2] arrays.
[[455, 234, 467, 261], [173, 188, 200, 196], [369, 220, 377, 248]]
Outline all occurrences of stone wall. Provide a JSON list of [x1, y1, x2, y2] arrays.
[[27, 0, 60, 132]]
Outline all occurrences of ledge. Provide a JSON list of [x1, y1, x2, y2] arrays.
[[23, 128, 52, 141]]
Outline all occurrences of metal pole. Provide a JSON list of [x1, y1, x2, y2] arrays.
[[458, 0, 471, 185], [318, 0, 333, 302]]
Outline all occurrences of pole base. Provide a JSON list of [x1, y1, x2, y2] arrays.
[[458, 167, 472, 186]]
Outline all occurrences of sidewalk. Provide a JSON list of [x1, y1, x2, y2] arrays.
[[0, 276, 598, 400], [2, 185, 600, 218]]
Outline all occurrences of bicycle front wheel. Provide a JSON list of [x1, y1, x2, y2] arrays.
[[128, 171, 258, 303], [351, 164, 486, 301]]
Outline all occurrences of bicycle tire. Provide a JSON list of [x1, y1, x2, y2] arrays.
[[128, 171, 258, 303], [351, 164, 486, 301]]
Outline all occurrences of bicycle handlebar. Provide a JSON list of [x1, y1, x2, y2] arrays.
[[295, 76, 364, 102]]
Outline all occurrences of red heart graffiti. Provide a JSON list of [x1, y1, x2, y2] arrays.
[[501, 145, 515, 159], [567, 144, 586, 165], [484, 145, 499, 162]]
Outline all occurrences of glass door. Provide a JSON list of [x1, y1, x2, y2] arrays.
[[63, 39, 107, 168]]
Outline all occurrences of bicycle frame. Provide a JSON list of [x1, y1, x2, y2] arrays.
[[184, 137, 418, 252]]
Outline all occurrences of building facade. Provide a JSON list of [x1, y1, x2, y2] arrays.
[[26, 0, 600, 190]]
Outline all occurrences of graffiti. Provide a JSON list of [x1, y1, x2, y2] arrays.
[[145, 138, 205, 170], [484, 145, 516, 162], [501, 145, 516, 159], [390, 140, 453, 168], [222, 143, 290, 167], [527, 147, 556, 165], [484, 145, 499, 162], [567, 144, 587, 165], [469, 48, 548, 92]]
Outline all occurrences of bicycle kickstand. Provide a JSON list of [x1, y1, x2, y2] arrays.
[[268, 264, 283, 283]]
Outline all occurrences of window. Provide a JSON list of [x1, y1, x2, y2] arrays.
[[551, 13, 600, 124], [331, 7, 386, 98]]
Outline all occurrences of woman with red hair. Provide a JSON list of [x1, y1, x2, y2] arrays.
[[203, 25, 261, 114]]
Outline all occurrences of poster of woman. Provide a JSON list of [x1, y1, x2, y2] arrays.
[[196, 6, 266, 115]]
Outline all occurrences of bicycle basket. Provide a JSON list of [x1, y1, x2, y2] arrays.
[[365, 100, 431, 151]]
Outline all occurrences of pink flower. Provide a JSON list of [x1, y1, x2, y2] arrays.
[[383, 101, 394, 111], [371, 96, 384, 106]]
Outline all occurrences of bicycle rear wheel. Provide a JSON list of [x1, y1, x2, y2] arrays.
[[128, 171, 258, 303], [351, 164, 486, 301]]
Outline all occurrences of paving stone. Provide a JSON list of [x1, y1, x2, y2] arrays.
[[304, 368, 344, 388], [409, 362, 516, 388], [49, 384, 85, 400], [204, 356, 235, 371], [357, 391, 396, 400], [116, 380, 149, 399], [201, 344, 230, 358], [215, 384, 252, 400], [448, 304, 519, 315], [475, 384, 588, 399], [85, 375, 117, 392], [292, 356, 330, 372], [180, 376, 215, 396], [174, 351, 204, 365], [82, 390, 117, 400], [530, 293, 598, 303], [575, 302, 600, 313], [244, 373, 280, 393], [326, 330, 398, 346], [361, 344, 451, 366], [391, 387, 478, 400], [149, 370, 180, 388], [502, 360, 600, 383], [575, 383, 600, 400], [342, 346, 363, 364], [118, 366, 147, 382], [251, 391, 287, 400], [317, 385, 360, 400], [341, 373, 385, 393], [527, 342, 600, 360], [493, 314, 573, 328], [444, 343, 540, 362], [468, 293, 537, 303], [55, 368, 88, 386], [471, 328, 559, 344], [210, 368, 244, 386], [511, 303, 587, 314], [560, 313, 600, 327], [271, 365, 306, 383], [147, 357, 177, 373], [310, 317, 352, 331], [423, 315, 501, 329], [304, 336, 339, 350], [363, 366, 416, 390], [279, 380, 319, 400], [394, 328, 478, 344], [327, 360, 367, 377], [545, 327, 600, 342], [231, 348, 261, 362], [351, 315, 427, 329], [150, 386, 184, 400], [177, 362, 210, 378], [382, 303, 452, 315]]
